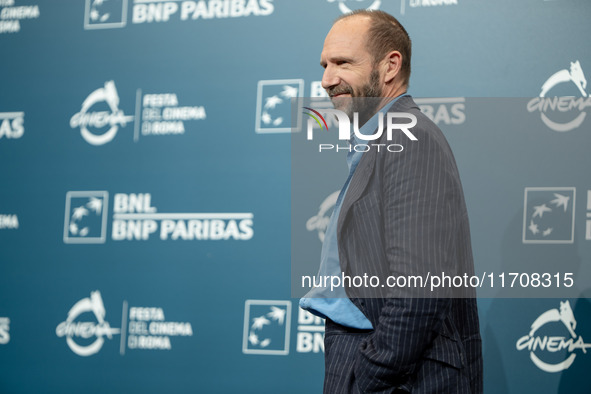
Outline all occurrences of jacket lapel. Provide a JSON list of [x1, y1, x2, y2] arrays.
[[336, 96, 418, 241]]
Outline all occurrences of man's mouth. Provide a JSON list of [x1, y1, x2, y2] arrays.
[[327, 86, 353, 98]]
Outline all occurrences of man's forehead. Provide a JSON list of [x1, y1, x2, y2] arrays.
[[328, 15, 371, 40], [322, 15, 371, 57]]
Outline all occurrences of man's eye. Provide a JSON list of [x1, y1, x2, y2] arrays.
[[336, 61, 348, 66]]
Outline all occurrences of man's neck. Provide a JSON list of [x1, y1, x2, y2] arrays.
[[370, 88, 407, 121], [358, 91, 407, 128], [377, 84, 407, 112]]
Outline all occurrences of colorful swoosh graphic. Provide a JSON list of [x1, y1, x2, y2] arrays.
[[303, 107, 328, 130]]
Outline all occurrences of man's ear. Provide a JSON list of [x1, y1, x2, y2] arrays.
[[382, 51, 402, 84]]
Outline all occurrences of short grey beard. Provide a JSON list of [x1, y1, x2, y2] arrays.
[[348, 68, 382, 126]]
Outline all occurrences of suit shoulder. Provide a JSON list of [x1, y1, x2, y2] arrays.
[[407, 105, 447, 142], [385, 104, 452, 155]]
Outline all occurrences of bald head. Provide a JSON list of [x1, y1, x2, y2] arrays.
[[320, 10, 408, 111], [336, 10, 412, 88]]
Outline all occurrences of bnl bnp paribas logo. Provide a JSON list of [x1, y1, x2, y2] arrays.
[[522, 187, 576, 244], [84, 0, 127, 29], [255, 79, 464, 134], [0, 111, 24, 139], [516, 300, 591, 373], [527, 60, 591, 133], [242, 300, 325, 355], [255, 79, 304, 133], [84, 0, 274, 29], [64, 191, 254, 243], [242, 300, 291, 355], [63, 191, 109, 243]]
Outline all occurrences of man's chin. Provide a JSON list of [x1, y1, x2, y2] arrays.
[[330, 97, 353, 115]]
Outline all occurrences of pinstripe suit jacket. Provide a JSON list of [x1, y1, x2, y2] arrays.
[[326, 96, 482, 393]]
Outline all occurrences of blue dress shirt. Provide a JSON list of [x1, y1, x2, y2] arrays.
[[299, 95, 405, 329]]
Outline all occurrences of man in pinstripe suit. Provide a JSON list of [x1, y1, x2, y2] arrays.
[[300, 10, 483, 393]]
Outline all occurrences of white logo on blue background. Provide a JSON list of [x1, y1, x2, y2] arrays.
[[0, 317, 9, 345], [64, 191, 109, 244], [306, 191, 339, 243], [255, 79, 303, 133], [56, 290, 120, 356], [516, 300, 591, 373], [84, 0, 127, 30], [523, 187, 576, 244], [331, 0, 381, 14], [242, 300, 291, 355], [527, 60, 590, 133], [70, 81, 134, 146]]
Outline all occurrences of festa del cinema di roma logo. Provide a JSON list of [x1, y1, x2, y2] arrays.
[[56, 291, 194, 355], [56, 290, 120, 357], [70, 80, 134, 146], [303, 107, 417, 152], [527, 60, 590, 133], [516, 300, 591, 373], [70, 81, 207, 145], [327, 0, 381, 14]]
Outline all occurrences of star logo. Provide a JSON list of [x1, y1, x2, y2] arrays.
[[84, 0, 127, 30], [242, 300, 291, 355], [523, 187, 576, 244], [64, 191, 109, 244], [255, 79, 304, 134]]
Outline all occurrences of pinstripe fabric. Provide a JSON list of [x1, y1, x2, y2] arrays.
[[325, 97, 483, 393]]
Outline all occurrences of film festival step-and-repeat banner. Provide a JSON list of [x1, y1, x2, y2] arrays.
[[1, 0, 590, 393]]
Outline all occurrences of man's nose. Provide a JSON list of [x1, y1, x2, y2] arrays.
[[322, 66, 340, 90]]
